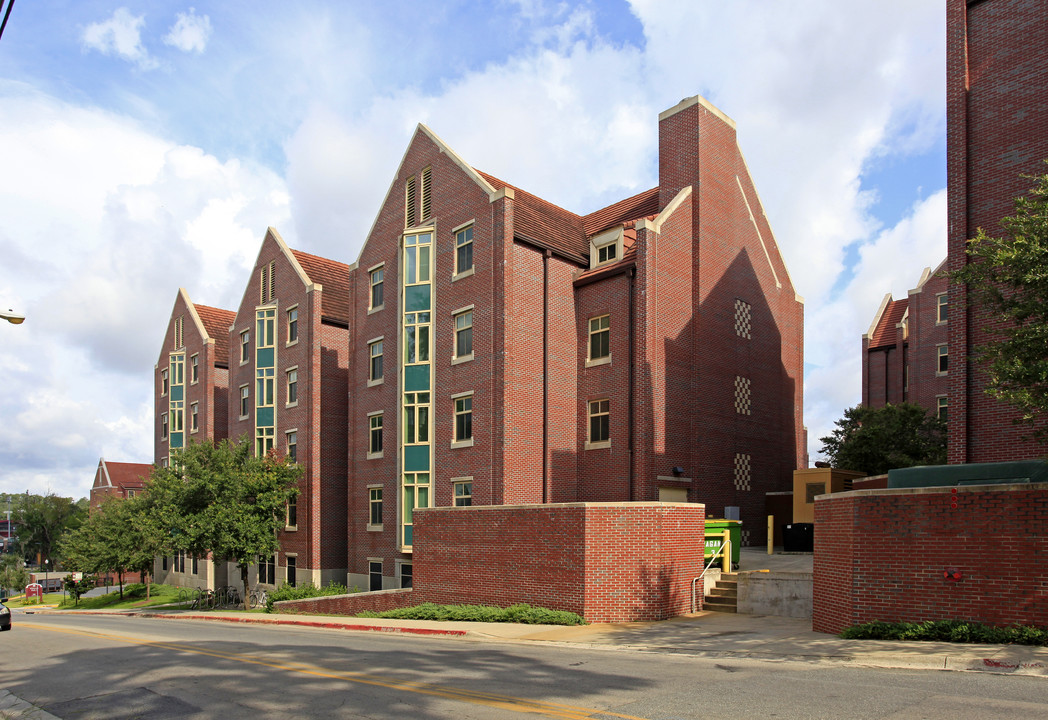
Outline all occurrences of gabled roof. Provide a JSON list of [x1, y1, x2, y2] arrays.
[[868, 297, 909, 349], [582, 187, 660, 237], [476, 170, 589, 263], [292, 249, 351, 324], [195, 304, 236, 366], [97, 459, 151, 490]]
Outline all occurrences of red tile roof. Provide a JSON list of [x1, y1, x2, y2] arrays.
[[195, 305, 235, 366], [582, 187, 660, 236], [292, 250, 351, 323], [869, 298, 908, 349], [475, 170, 589, 262], [104, 460, 151, 490]]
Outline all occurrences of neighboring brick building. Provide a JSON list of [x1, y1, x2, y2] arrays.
[[346, 95, 804, 590], [945, 0, 1048, 462], [861, 261, 949, 419], [89, 458, 151, 511], [227, 228, 350, 587]]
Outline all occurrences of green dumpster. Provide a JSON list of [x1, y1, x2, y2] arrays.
[[704, 519, 741, 567]]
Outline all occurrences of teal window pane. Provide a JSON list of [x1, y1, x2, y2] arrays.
[[405, 285, 431, 312], [170, 432, 183, 449], [171, 385, 183, 402], [404, 524, 413, 546], [405, 364, 429, 391], [257, 347, 275, 368], [257, 407, 274, 427], [404, 445, 429, 471]]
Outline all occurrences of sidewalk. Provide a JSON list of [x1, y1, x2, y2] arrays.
[[36, 605, 1048, 677]]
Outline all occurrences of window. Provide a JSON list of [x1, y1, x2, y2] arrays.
[[404, 392, 430, 444], [287, 306, 298, 344], [400, 563, 413, 589], [259, 555, 275, 585], [597, 242, 617, 264], [455, 225, 473, 275], [162, 556, 168, 571], [192, 555, 198, 575], [588, 399, 610, 445], [176, 550, 185, 573], [369, 487, 383, 527], [286, 368, 298, 405], [937, 293, 948, 324], [420, 167, 432, 221], [368, 339, 384, 383], [125, 489, 136, 499], [240, 330, 250, 364], [937, 396, 948, 422], [190, 354, 199, 384], [369, 413, 383, 456], [161, 369, 169, 396], [369, 266, 384, 310], [454, 310, 473, 359], [454, 395, 473, 444], [454, 480, 472, 507], [404, 232, 432, 286], [404, 313, 431, 363], [937, 345, 949, 375], [287, 494, 297, 528], [174, 316, 184, 349], [286, 431, 297, 464], [405, 176, 417, 227], [240, 385, 250, 418], [286, 555, 297, 587], [190, 402, 199, 432], [161, 412, 168, 439], [588, 315, 610, 362], [369, 560, 382, 592], [260, 260, 276, 304]]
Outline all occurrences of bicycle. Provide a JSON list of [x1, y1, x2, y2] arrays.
[[249, 588, 268, 610]]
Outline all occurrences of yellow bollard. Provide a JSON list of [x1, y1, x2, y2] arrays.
[[721, 529, 731, 572], [768, 515, 774, 555]]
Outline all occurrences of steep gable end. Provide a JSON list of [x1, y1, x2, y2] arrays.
[[291, 249, 351, 324]]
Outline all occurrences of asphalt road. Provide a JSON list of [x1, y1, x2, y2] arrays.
[[3, 613, 1047, 719]]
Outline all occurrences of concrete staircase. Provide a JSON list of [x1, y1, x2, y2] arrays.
[[704, 572, 738, 613]]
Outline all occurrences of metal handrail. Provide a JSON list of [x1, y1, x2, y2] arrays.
[[691, 530, 732, 613]]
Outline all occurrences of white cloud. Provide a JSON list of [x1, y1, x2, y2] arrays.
[[82, 8, 157, 70], [163, 8, 212, 54]]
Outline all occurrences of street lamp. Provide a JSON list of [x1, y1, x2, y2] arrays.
[[1, 309, 25, 325]]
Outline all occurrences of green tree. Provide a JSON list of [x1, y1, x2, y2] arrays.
[[0, 554, 30, 595], [950, 168, 1048, 441], [62, 574, 94, 606], [819, 403, 947, 476], [12, 493, 87, 569], [149, 439, 300, 610]]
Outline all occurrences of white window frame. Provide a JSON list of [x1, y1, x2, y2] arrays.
[[240, 330, 250, 365], [286, 366, 299, 407], [586, 314, 611, 367], [190, 353, 199, 384], [286, 305, 299, 346], [239, 384, 250, 420], [367, 484, 383, 531], [190, 402, 199, 434], [452, 220, 475, 281], [936, 344, 949, 376], [367, 410, 384, 459], [368, 336, 384, 386], [286, 429, 297, 464], [452, 305, 474, 364], [161, 368, 169, 397], [368, 263, 385, 313], [452, 476, 473, 507], [936, 395, 948, 421], [161, 412, 168, 439], [936, 293, 948, 325], [590, 227, 623, 269], [586, 398, 611, 449], [451, 391, 474, 448]]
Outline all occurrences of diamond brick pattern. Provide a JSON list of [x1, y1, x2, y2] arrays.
[[734, 299, 752, 339], [734, 375, 752, 415], [733, 453, 751, 492]]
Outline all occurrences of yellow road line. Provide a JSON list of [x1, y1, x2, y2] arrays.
[[20, 622, 648, 720]]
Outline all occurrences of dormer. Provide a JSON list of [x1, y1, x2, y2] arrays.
[[590, 226, 624, 269]]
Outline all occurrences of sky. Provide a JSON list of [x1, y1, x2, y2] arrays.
[[0, 1, 948, 501]]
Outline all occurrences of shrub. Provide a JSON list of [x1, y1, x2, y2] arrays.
[[357, 602, 586, 626], [841, 619, 1048, 646]]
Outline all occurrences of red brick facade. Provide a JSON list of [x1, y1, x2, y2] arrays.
[[812, 484, 1048, 634], [862, 264, 949, 418], [280, 502, 705, 623], [946, 0, 1048, 462], [89, 458, 151, 511]]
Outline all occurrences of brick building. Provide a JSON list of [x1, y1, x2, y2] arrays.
[[227, 228, 350, 587], [861, 261, 949, 419], [945, 0, 1048, 462], [89, 458, 151, 511], [346, 95, 804, 590]]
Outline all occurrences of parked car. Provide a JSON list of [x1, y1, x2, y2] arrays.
[[0, 592, 11, 631]]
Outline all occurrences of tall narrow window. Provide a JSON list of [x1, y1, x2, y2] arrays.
[[369, 414, 383, 455], [368, 339, 384, 382], [287, 495, 297, 528], [255, 307, 276, 457], [455, 225, 473, 275], [190, 402, 199, 432], [161, 412, 168, 439], [454, 395, 472, 443], [589, 399, 610, 445], [405, 313, 431, 364], [404, 233, 432, 285], [286, 555, 297, 587], [937, 396, 948, 422], [174, 316, 184, 349], [404, 392, 430, 444], [937, 345, 949, 374], [369, 560, 382, 591], [161, 369, 169, 396], [260, 261, 276, 304], [454, 310, 473, 359], [420, 166, 432, 221], [240, 330, 250, 364], [369, 487, 383, 527], [400, 563, 413, 589], [190, 354, 199, 384], [937, 293, 948, 324], [286, 368, 298, 405], [589, 315, 610, 361], [287, 306, 298, 343], [240, 385, 250, 418], [286, 431, 297, 464], [405, 176, 417, 227], [370, 266, 384, 310], [259, 555, 275, 585]]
